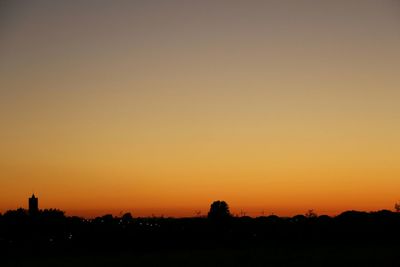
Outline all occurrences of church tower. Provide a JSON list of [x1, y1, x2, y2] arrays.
[[29, 194, 39, 215]]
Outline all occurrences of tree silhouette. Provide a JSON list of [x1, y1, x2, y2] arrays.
[[40, 209, 65, 218], [305, 209, 317, 218], [121, 212, 133, 224], [395, 202, 400, 213], [208, 200, 231, 220]]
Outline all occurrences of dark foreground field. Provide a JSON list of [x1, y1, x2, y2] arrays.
[[3, 209, 400, 266], [4, 242, 400, 267]]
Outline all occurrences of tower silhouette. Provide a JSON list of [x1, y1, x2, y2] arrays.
[[29, 194, 39, 215]]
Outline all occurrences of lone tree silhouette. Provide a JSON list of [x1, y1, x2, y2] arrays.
[[208, 200, 231, 220]]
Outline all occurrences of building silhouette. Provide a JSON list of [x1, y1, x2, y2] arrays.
[[29, 194, 39, 215]]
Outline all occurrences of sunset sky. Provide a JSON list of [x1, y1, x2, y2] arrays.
[[1, 0, 399, 218]]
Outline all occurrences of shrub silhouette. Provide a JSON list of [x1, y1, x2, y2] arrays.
[[208, 200, 231, 220], [395, 202, 400, 213], [121, 212, 134, 224], [305, 209, 317, 219]]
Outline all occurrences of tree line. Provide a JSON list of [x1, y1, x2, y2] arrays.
[[1, 200, 400, 256]]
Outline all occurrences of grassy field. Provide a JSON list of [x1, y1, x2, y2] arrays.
[[4, 243, 400, 267]]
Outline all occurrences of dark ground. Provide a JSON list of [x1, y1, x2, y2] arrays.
[[4, 242, 400, 267], [3, 209, 400, 266]]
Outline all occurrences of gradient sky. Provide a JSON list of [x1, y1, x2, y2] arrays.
[[1, 0, 400, 218]]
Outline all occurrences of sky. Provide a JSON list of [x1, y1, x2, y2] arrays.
[[1, 0, 400, 218]]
